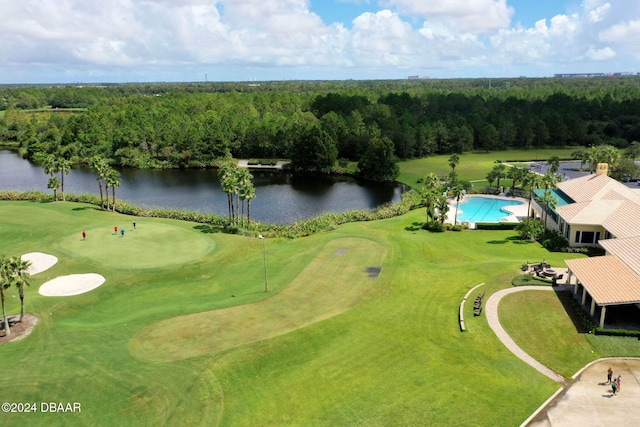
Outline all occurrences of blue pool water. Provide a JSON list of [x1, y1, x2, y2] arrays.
[[456, 197, 523, 222]]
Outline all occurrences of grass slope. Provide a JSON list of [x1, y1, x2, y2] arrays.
[[0, 200, 634, 426]]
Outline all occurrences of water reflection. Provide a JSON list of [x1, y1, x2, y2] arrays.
[[0, 150, 405, 224]]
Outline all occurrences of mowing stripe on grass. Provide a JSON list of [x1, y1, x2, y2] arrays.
[[129, 237, 386, 362]]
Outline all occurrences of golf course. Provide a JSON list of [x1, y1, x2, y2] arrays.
[[1, 199, 639, 426]]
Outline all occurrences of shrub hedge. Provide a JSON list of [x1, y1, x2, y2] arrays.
[[475, 222, 518, 230], [0, 189, 423, 239], [594, 328, 640, 338]]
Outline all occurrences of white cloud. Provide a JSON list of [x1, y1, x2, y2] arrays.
[[585, 46, 616, 60], [599, 19, 640, 41], [586, 2, 610, 23], [2, 0, 640, 82], [380, 0, 514, 33]]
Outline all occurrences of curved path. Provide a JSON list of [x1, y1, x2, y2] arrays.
[[485, 285, 567, 383], [486, 285, 640, 426]]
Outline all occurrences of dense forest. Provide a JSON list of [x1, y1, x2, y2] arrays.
[[2, 78, 640, 180]]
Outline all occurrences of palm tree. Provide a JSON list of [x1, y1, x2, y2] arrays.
[[57, 158, 72, 201], [492, 164, 507, 191], [420, 173, 441, 222], [10, 256, 32, 323], [600, 145, 621, 172], [219, 160, 241, 225], [435, 194, 450, 224], [0, 255, 12, 336], [542, 171, 561, 190], [91, 156, 108, 209], [448, 154, 460, 184], [237, 169, 255, 228], [106, 168, 121, 212], [507, 166, 527, 197], [586, 145, 621, 174], [47, 176, 61, 201], [244, 184, 257, 228], [448, 154, 460, 171], [485, 170, 497, 190], [43, 154, 58, 179], [521, 171, 542, 218], [625, 141, 640, 161], [540, 190, 557, 229], [571, 149, 586, 169], [546, 156, 560, 174], [450, 184, 466, 225]]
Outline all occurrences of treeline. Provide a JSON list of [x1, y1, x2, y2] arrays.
[[2, 78, 640, 177]]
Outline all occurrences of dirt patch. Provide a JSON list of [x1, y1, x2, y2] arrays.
[[365, 266, 382, 278], [0, 314, 38, 344]]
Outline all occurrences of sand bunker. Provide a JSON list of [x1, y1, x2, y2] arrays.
[[21, 252, 58, 275], [39, 274, 106, 297]]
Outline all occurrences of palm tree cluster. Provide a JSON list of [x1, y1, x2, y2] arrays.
[[486, 163, 507, 192], [0, 255, 32, 337], [218, 160, 256, 228], [40, 154, 72, 201], [419, 172, 449, 225], [572, 144, 621, 173], [90, 156, 121, 211]]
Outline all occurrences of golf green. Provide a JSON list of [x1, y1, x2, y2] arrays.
[[129, 237, 386, 362], [59, 222, 215, 269]]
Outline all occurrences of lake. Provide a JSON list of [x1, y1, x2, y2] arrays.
[[0, 150, 406, 224]]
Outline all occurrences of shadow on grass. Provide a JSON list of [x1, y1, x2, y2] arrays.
[[555, 289, 590, 333], [506, 236, 536, 245], [193, 224, 225, 234], [72, 206, 98, 211], [487, 236, 536, 245], [405, 222, 423, 232]]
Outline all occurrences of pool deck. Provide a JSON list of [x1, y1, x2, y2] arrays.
[[448, 194, 529, 226]]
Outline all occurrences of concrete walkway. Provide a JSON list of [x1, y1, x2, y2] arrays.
[[485, 285, 640, 426], [526, 358, 640, 426], [485, 286, 567, 384]]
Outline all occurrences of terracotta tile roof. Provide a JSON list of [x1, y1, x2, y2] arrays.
[[557, 174, 640, 204], [556, 174, 612, 202], [600, 237, 640, 277], [566, 256, 640, 305], [555, 179, 640, 237], [602, 200, 640, 238], [556, 200, 622, 224]]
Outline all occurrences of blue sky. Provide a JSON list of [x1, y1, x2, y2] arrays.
[[1, 0, 639, 84]]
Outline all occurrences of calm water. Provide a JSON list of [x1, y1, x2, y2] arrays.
[[456, 197, 523, 222], [0, 150, 405, 224]]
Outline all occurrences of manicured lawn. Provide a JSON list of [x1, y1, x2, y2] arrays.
[[131, 237, 387, 361], [397, 148, 582, 188], [500, 290, 640, 378], [0, 200, 635, 426]]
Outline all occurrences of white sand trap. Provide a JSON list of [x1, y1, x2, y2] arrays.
[[39, 273, 106, 297], [21, 252, 58, 275]]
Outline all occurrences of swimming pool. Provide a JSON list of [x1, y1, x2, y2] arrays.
[[456, 197, 524, 223]]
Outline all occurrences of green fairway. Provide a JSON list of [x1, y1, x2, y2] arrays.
[[398, 148, 582, 188], [131, 237, 386, 361], [0, 200, 637, 426]]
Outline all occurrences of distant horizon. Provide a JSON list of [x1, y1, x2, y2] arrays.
[[5, 72, 640, 88]]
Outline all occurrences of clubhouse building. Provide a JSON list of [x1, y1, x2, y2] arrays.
[[532, 164, 640, 328]]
